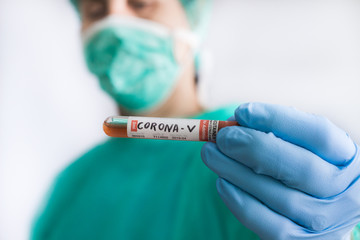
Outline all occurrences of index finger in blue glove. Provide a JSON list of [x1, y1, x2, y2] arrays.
[[235, 103, 356, 165]]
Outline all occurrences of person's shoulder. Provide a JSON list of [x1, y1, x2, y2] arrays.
[[31, 139, 129, 239], [33, 139, 129, 214], [62, 138, 129, 174], [44, 139, 124, 191], [76, 138, 123, 162], [197, 104, 239, 121]]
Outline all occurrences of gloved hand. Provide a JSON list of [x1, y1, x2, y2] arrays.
[[202, 103, 360, 240]]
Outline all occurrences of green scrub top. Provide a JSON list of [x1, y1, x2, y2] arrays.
[[31, 106, 259, 240]]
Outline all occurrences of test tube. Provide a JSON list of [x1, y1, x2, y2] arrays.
[[103, 116, 239, 142]]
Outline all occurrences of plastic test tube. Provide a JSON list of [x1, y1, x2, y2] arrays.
[[103, 116, 239, 142]]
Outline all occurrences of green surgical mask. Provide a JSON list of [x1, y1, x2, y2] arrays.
[[82, 16, 199, 113]]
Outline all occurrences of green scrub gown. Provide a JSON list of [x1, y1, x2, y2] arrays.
[[31, 106, 259, 240], [31, 106, 360, 240]]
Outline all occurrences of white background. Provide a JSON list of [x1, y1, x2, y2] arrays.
[[1, 0, 359, 239]]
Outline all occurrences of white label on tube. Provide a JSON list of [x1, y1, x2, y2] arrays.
[[127, 117, 219, 141]]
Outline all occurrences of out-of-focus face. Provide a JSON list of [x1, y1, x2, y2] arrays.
[[79, 0, 193, 82], [79, 0, 190, 32], [76, 0, 202, 117]]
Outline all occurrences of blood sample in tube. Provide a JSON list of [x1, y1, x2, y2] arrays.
[[103, 116, 239, 142]]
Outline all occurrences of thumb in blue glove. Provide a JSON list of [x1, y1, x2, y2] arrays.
[[202, 103, 360, 239]]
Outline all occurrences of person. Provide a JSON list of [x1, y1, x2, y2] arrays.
[[31, 0, 360, 239]]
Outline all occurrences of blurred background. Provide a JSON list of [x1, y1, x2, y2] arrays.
[[0, 0, 359, 239]]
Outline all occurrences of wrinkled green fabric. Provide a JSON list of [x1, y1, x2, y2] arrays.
[[31, 106, 259, 240], [354, 224, 360, 239]]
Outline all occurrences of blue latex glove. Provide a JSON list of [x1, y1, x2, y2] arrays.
[[202, 103, 360, 239]]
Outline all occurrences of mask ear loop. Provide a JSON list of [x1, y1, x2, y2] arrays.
[[172, 30, 209, 111], [173, 29, 199, 64], [171, 29, 200, 81]]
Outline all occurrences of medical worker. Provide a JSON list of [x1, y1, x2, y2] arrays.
[[32, 0, 360, 239]]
